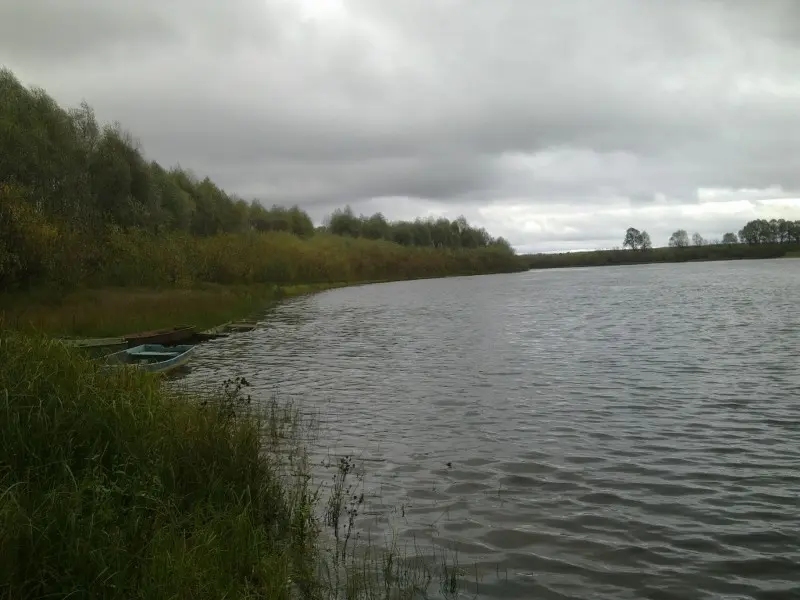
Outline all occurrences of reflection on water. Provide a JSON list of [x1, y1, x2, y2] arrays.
[[182, 260, 800, 599]]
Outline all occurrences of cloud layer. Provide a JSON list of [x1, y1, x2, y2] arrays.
[[2, 0, 800, 250]]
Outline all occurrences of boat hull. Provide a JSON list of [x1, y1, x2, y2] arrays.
[[103, 344, 196, 375], [189, 332, 229, 343], [200, 321, 258, 337], [123, 326, 196, 347], [226, 321, 257, 333], [59, 336, 127, 351]]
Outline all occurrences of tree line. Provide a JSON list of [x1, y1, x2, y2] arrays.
[[622, 219, 800, 252], [666, 220, 800, 248], [326, 206, 507, 250], [520, 218, 800, 270], [0, 68, 519, 291]]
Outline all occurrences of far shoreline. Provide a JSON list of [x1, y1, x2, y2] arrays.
[[520, 242, 800, 271]]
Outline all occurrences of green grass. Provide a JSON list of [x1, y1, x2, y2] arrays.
[[0, 333, 318, 598], [0, 334, 474, 599]]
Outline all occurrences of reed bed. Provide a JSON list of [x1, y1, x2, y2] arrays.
[[0, 334, 472, 599]]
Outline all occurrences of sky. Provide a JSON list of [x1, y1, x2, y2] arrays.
[[2, 0, 800, 253]]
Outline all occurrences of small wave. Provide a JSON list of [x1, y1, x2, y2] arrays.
[[180, 260, 800, 599]]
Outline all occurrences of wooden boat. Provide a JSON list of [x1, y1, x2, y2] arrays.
[[102, 344, 196, 374], [123, 325, 196, 347], [182, 321, 258, 344], [198, 320, 258, 338], [201, 322, 233, 336], [59, 336, 127, 351], [226, 320, 258, 332], [190, 331, 228, 343]]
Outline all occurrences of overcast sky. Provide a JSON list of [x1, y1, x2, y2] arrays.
[[2, 0, 800, 252]]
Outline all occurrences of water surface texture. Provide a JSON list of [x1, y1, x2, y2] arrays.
[[184, 260, 800, 599]]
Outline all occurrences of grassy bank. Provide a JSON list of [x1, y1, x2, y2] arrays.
[[1, 217, 523, 295], [0, 268, 515, 338], [0, 218, 524, 337], [0, 282, 365, 337], [0, 285, 272, 336], [0, 333, 318, 598], [0, 334, 466, 599], [521, 242, 800, 270]]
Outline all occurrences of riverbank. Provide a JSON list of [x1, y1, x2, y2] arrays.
[[520, 242, 800, 270], [0, 282, 355, 337], [0, 268, 522, 337], [0, 333, 463, 598], [0, 227, 525, 338]]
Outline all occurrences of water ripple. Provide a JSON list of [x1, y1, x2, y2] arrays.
[[183, 260, 800, 599]]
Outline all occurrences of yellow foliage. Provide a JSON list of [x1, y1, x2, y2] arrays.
[[0, 208, 522, 292], [0, 184, 62, 288]]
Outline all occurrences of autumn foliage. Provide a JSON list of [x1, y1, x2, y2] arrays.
[[0, 68, 521, 292]]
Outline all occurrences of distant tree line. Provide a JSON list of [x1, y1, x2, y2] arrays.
[[736, 219, 800, 244], [522, 241, 798, 271], [326, 206, 509, 250], [0, 68, 518, 290], [665, 220, 800, 248], [520, 218, 800, 270]]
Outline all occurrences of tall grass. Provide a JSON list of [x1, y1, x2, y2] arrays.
[[0, 285, 280, 336], [0, 225, 523, 336], [0, 334, 472, 599], [1, 210, 523, 294], [0, 281, 378, 337], [0, 334, 318, 598]]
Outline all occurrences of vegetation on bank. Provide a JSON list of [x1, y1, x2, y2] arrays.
[[522, 218, 800, 270], [1, 67, 479, 597], [0, 283, 345, 337], [0, 280, 418, 338], [621, 218, 800, 253], [0, 334, 467, 599], [0, 228, 520, 334], [0, 67, 520, 299], [522, 240, 800, 270]]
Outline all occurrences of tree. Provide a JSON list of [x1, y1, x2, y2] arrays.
[[721, 232, 738, 244], [622, 227, 651, 251], [762, 220, 779, 243], [738, 219, 780, 244], [738, 222, 757, 244], [360, 212, 390, 240], [789, 221, 800, 244], [287, 205, 315, 237], [430, 218, 454, 248], [391, 222, 415, 245], [623, 227, 641, 250], [328, 205, 361, 237], [692, 232, 705, 246], [668, 229, 690, 248], [775, 218, 791, 243]]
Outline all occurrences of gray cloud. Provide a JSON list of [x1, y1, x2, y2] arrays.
[[2, 0, 800, 251]]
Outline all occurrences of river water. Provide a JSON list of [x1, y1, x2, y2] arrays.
[[182, 259, 800, 599]]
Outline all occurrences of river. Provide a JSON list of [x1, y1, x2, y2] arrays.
[[182, 259, 800, 599]]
